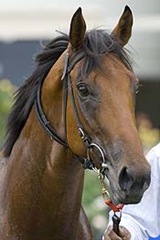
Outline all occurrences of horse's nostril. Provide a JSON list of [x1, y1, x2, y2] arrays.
[[119, 167, 134, 191], [118, 165, 151, 193]]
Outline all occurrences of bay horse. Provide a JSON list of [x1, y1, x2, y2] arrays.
[[0, 6, 151, 240]]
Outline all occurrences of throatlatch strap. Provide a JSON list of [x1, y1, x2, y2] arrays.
[[35, 83, 68, 147]]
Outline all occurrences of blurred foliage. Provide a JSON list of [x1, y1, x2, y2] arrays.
[[0, 79, 16, 149], [136, 112, 160, 154], [139, 126, 159, 154], [83, 171, 109, 239]]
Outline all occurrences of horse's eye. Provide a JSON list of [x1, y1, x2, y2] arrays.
[[77, 83, 89, 97]]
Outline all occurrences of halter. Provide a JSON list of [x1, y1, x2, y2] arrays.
[[35, 51, 108, 173]]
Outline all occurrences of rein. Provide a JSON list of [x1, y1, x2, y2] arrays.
[[34, 50, 123, 235]]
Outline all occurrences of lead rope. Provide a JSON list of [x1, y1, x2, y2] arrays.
[[95, 169, 124, 236]]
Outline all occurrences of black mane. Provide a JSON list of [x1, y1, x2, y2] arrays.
[[4, 30, 132, 157]]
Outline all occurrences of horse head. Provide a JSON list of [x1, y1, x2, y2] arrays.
[[65, 7, 151, 205]]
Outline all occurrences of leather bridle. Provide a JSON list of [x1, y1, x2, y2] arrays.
[[35, 51, 108, 173]]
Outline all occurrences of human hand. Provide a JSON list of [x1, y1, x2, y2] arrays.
[[102, 225, 131, 240]]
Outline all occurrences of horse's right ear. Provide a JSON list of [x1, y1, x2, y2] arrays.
[[111, 6, 133, 46], [69, 8, 86, 50]]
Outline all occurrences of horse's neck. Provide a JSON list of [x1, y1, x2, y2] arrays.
[[3, 115, 84, 238]]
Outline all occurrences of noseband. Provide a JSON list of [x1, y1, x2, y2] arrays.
[[35, 51, 108, 173]]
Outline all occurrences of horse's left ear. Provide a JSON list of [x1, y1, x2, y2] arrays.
[[69, 7, 86, 50], [111, 6, 133, 46]]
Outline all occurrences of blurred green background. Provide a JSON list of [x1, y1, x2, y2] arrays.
[[0, 79, 16, 149]]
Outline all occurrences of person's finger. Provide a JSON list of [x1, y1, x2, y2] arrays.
[[103, 225, 122, 240], [102, 234, 111, 240], [119, 226, 131, 239]]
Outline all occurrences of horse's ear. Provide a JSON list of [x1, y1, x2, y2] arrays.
[[69, 7, 86, 50], [111, 6, 133, 46]]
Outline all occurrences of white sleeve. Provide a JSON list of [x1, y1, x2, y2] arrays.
[[119, 213, 148, 240], [108, 143, 160, 239]]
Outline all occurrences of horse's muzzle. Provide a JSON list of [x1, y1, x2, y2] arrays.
[[105, 161, 151, 205]]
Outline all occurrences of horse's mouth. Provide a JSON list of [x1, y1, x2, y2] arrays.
[[109, 187, 144, 205], [102, 157, 151, 205], [103, 172, 146, 205]]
